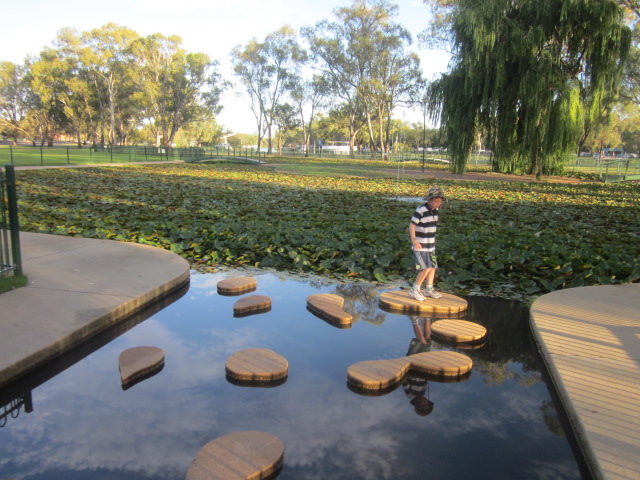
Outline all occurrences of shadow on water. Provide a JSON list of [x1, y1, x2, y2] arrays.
[[0, 270, 590, 479]]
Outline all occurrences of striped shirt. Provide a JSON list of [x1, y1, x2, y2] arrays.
[[410, 203, 439, 252]]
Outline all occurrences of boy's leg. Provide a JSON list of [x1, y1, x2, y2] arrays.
[[415, 268, 430, 288], [410, 269, 429, 301], [423, 268, 442, 298]]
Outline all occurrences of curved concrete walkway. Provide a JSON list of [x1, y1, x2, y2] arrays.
[[530, 284, 640, 480], [0, 231, 190, 388]]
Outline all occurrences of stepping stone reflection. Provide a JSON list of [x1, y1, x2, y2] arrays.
[[306, 293, 353, 328], [347, 350, 473, 392], [217, 276, 258, 296], [186, 430, 284, 480], [119, 346, 164, 389], [233, 294, 272, 317]]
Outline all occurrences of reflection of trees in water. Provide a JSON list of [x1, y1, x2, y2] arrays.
[[331, 283, 387, 325], [459, 296, 541, 384], [541, 400, 566, 438], [458, 296, 566, 438]]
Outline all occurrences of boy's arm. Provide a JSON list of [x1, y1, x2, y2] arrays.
[[409, 222, 422, 250]]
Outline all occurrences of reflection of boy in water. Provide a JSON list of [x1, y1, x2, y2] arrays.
[[403, 316, 435, 416]]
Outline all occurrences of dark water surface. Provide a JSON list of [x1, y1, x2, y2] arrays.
[[0, 270, 587, 479]]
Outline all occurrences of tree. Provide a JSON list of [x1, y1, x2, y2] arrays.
[[427, 0, 631, 177], [79, 24, 140, 145], [303, 0, 419, 157], [290, 74, 329, 156], [173, 118, 224, 147], [0, 62, 30, 144], [231, 26, 305, 154]]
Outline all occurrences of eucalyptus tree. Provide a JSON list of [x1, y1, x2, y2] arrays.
[[130, 33, 226, 147], [231, 26, 305, 153], [26, 49, 72, 146], [363, 26, 422, 155], [48, 28, 100, 147], [427, 0, 631, 177], [302, 0, 419, 157], [289, 74, 329, 156], [78, 23, 139, 145], [0, 61, 30, 144]]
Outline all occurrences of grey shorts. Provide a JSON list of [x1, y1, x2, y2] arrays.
[[413, 250, 437, 270]]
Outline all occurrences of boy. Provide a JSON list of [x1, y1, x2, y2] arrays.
[[409, 186, 446, 301]]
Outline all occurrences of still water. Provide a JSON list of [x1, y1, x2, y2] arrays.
[[0, 270, 587, 479]]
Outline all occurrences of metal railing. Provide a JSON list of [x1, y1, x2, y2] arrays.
[[1, 165, 22, 276], [600, 157, 640, 183]]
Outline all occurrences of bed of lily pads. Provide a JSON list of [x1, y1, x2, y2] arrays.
[[15, 163, 639, 301]]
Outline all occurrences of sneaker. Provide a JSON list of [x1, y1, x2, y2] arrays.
[[409, 287, 426, 301], [423, 289, 442, 299]]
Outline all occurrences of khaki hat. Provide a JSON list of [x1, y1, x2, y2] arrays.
[[424, 186, 446, 201]]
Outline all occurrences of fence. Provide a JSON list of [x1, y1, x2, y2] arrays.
[[564, 156, 640, 182], [0, 144, 267, 167], [0, 165, 22, 276], [274, 148, 491, 165]]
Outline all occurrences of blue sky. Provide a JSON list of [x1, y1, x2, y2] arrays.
[[1, 0, 450, 133]]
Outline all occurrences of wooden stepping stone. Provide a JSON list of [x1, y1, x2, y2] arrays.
[[379, 290, 468, 315], [186, 430, 284, 480], [306, 293, 353, 327], [347, 350, 473, 391], [432, 319, 487, 344], [233, 295, 272, 317], [217, 276, 257, 295], [118, 346, 164, 387], [225, 348, 288, 383]]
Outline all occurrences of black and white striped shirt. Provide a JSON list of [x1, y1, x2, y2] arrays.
[[410, 203, 438, 252]]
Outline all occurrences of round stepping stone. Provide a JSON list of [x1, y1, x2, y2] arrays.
[[379, 290, 468, 315], [186, 430, 284, 480], [347, 358, 410, 391], [347, 350, 472, 391], [225, 348, 288, 382], [409, 350, 473, 377], [306, 293, 353, 327], [217, 276, 257, 295], [118, 346, 164, 386], [233, 295, 272, 317], [431, 319, 487, 344]]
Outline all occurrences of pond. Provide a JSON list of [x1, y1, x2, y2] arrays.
[[0, 269, 589, 479]]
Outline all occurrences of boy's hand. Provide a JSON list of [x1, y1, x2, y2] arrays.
[[412, 240, 422, 250]]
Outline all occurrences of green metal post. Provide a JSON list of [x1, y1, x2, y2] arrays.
[[5, 165, 22, 276]]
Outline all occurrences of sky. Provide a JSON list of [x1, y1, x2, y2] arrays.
[[0, 0, 451, 134]]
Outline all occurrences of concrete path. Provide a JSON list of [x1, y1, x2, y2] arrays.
[[531, 284, 640, 480], [0, 231, 190, 388]]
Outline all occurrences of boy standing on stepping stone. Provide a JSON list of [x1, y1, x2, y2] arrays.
[[409, 186, 446, 301]]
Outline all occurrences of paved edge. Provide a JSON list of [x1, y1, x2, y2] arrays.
[[0, 232, 191, 388], [530, 284, 640, 480]]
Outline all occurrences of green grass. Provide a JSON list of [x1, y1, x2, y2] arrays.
[[0, 273, 28, 294], [0, 145, 172, 166]]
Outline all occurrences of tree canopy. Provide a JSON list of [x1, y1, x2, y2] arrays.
[[427, 0, 631, 176]]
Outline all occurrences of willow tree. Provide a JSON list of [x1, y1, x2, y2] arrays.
[[427, 0, 631, 176]]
